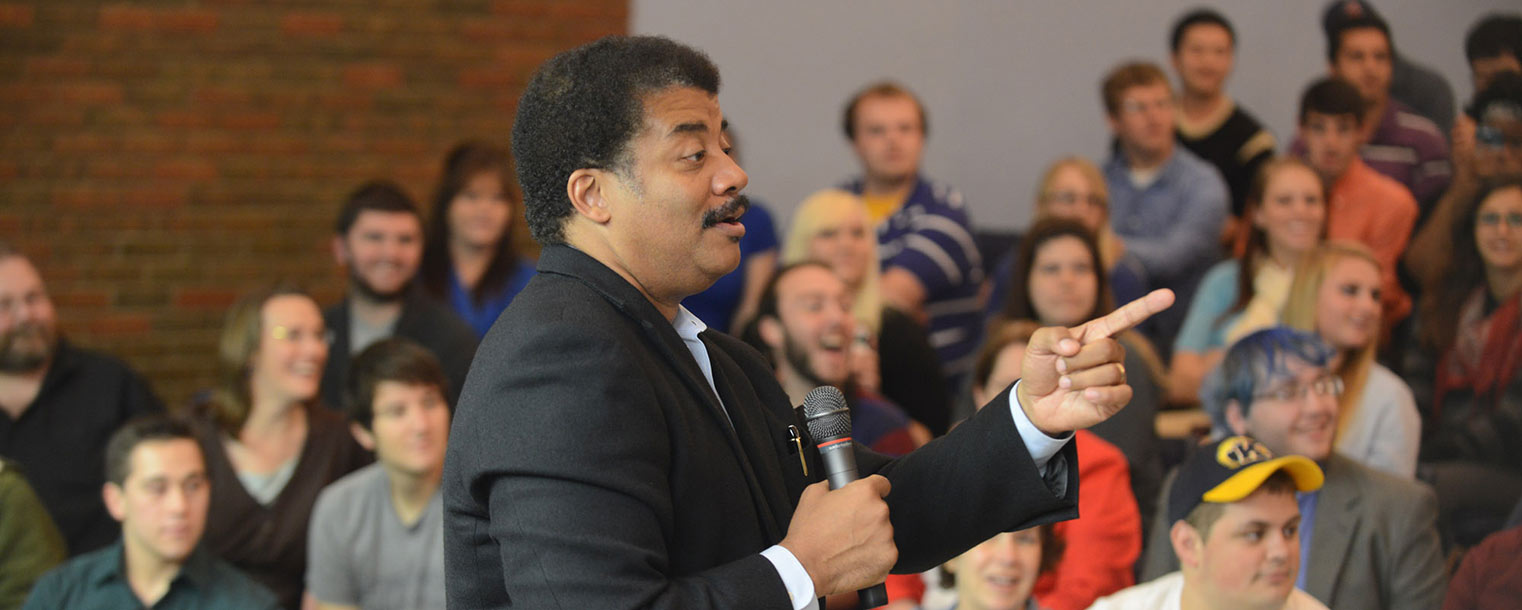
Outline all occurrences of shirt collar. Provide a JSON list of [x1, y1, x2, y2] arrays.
[[672, 306, 708, 342], [86, 541, 128, 588], [87, 540, 214, 592]]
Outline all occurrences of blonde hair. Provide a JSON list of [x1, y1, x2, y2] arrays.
[[782, 189, 882, 333], [1282, 241, 1380, 441], [1033, 157, 1121, 269]]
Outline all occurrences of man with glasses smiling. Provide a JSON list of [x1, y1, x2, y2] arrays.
[[1140, 326, 1445, 610], [1100, 62, 1229, 356]]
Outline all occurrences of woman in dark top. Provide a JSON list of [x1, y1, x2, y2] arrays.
[[995, 217, 1166, 534], [419, 141, 536, 338], [780, 188, 952, 435], [189, 286, 369, 610], [1407, 179, 1522, 545]]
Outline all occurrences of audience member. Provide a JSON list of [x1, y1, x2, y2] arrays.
[[1144, 327, 1446, 609], [418, 141, 537, 339], [750, 262, 928, 455], [189, 287, 370, 609], [995, 217, 1164, 529], [937, 525, 1061, 610], [0, 458, 64, 610], [1169, 9, 1277, 224], [839, 81, 985, 385], [683, 128, 780, 335], [780, 188, 950, 435], [1100, 61, 1230, 352], [1282, 242, 1419, 478], [1171, 158, 1326, 404], [1407, 71, 1522, 289], [1316, 4, 1452, 211], [986, 158, 1147, 322], [305, 339, 450, 610], [1466, 13, 1522, 96], [1407, 179, 1522, 547], [1323, 0, 1458, 135], [1294, 78, 1417, 330], [0, 243, 164, 556], [322, 180, 478, 408], [1443, 523, 1522, 609], [973, 320, 1138, 610], [23, 415, 279, 610], [1092, 435, 1326, 610]]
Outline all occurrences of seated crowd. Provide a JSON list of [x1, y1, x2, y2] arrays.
[[1, 3, 1520, 610]]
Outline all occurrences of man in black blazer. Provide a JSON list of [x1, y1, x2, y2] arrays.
[[442, 35, 1173, 610]]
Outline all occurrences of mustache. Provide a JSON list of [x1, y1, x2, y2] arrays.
[[701, 195, 750, 229]]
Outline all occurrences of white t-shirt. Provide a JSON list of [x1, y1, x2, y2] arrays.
[[306, 463, 445, 610], [1087, 572, 1327, 610]]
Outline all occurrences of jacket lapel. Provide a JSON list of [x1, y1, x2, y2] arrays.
[[703, 333, 789, 542], [1305, 454, 1360, 605]]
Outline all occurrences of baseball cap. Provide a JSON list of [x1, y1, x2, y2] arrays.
[[1167, 435, 1325, 524]]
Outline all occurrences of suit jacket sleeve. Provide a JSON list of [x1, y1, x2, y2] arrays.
[[444, 313, 791, 610], [1383, 482, 1446, 610]]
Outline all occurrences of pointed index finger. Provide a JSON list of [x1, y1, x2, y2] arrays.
[[1073, 289, 1175, 343]]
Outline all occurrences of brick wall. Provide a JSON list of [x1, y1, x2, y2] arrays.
[[0, 0, 625, 406]]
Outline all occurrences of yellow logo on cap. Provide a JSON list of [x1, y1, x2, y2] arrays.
[[1216, 436, 1273, 469]]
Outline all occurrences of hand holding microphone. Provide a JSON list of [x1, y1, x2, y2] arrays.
[[778, 386, 895, 607]]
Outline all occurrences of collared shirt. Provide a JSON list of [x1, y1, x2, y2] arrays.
[[1361, 100, 1451, 209], [1103, 146, 1228, 286], [0, 340, 163, 556], [673, 306, 1070, 610], [22, 542, 280, 610]]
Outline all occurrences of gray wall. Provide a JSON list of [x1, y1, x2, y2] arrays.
[[632, 0, 1516, 233]]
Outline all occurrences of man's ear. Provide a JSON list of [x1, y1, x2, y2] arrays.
[[350, 422, 377, 452], [103, 482, 126, 522], [567, 168, 615, 225], [1225, 400, 1249, 435], [757, 316, 783, 351], [1171, 520, 1203, 569], [331, 235, 349, 267]]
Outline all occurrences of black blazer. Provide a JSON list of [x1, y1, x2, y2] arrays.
[[321, 287, 479, 410], [442, 245, 1079, 609]]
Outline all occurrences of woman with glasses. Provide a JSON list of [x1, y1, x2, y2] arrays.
[[1283, 242, 1420, 478], [188, 286, 370, 610], [1406, 180, 1522, 545], [1169, 157, 1326, 405]]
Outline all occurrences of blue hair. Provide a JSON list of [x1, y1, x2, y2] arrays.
[[1206, 326, 1334, 430]]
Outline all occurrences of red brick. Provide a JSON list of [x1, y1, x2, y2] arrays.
[[156, 110, 213, 129], [185, 133, 241, 154], [52, 187, 118, 207], [121, 132, 179, 154], [84, 313, 153, 336], [490, 0, 553, 18], [0, 3, 34, 27], [99, 4, 155, 30], [342, 63, 403, 90], [29, 108, 87, 127], [281, 12, 343, 37], [248, 135, 307, 156], [192, 86, 252, 106], [158, 8, 219, 34], [55, 82, 124, 105], [154, 159, 218, 181], [54, 290, 112, 308], [55, 133, 113, 153], [25, 57, 90, 78], [219, 112, 281, 130], [123, 187, 189, 209], [173, 287, 240, 310], [0, 160, 16, 180], [461, 19, 510, 42], [459, 66, 514, 90]]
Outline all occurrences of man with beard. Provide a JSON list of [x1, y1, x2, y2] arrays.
[[0, 243, 164, 556], [321, 181, 478, 409], [749, 262, 929, 456]]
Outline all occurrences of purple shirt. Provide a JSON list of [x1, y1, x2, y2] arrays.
[[1361, 100, 1450, 209]]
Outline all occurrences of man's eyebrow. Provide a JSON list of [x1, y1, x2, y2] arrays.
[[669, 121, 709, 136]]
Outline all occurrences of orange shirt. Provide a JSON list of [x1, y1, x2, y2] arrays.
[[1328, 158, 1418, 328]]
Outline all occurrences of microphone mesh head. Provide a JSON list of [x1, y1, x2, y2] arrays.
[[802, 386, 852, 442]]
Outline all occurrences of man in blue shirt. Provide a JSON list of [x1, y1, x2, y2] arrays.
[[1101, 62, 1229, 355], [23, 415, 278, 610]]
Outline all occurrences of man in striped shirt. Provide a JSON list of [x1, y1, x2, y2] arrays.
[[840, 82, 983, 387]]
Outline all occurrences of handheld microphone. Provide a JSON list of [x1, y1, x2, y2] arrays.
[[801, 386, 889, 609]]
